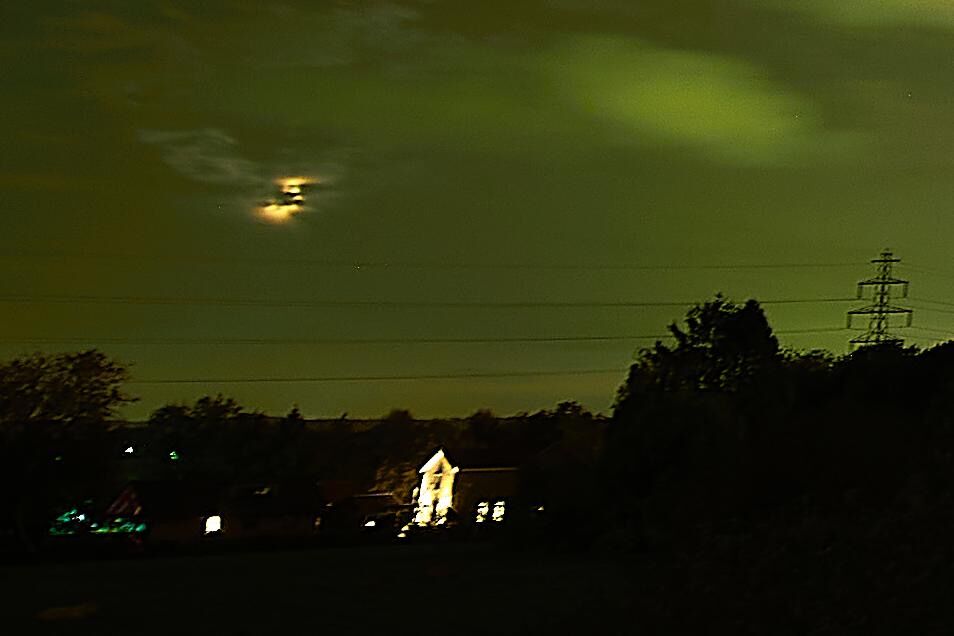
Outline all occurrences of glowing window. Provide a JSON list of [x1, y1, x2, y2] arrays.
[[475, 501, 490, 523], [204, 515, 222, 534], [492, 501, 506, 523]]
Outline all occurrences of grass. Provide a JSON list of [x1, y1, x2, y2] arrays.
[[1, 543, 637, 635]]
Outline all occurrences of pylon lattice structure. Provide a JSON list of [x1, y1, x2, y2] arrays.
[[847, 249, 913, 348]]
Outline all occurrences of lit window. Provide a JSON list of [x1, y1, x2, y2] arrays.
[[124, 446, 134, 455], [204, 515, 222, 534], [475, 501, 490, 523], [492, 501, 506, 523]]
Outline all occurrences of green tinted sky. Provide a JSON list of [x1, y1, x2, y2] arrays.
[[2, 1, 953, 419]]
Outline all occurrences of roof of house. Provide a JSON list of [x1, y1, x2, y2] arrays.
[[107, 480, 226, 520], [419, 446, 536, 472]]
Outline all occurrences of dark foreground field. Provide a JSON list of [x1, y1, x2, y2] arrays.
[[0, 544, 637, 635]]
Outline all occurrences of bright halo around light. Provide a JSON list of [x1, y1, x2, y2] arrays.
[[255, 176, 316, 224], [258, 202, 301, 223]]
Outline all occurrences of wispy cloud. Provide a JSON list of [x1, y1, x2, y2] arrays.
[[548, 36, 842, 165], [138, 128, 262, 186]]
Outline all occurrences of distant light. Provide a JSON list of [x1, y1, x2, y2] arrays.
[[124, 446, 134, 455], [169, 450, 179, 461], [397, 532, 407, 539], [364, 520, 376, 528], [537, 505, 545, 512], [204, 515, 221, 534], [258, 203, 299, 223], [279, 176, 312, 190], [77, 514, 86, 522]]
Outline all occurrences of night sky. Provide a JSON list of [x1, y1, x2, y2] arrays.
[[3, 1, 954, 419]]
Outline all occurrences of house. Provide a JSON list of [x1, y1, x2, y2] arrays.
[[412, 448, 534, 527], [104, 480, 226, 546], [102, 477, 410, 547], [224, 481, 325, 542], [321, 492, 410, 539]]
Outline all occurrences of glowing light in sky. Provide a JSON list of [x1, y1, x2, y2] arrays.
[[258, 203, 300, 223], [255, 176, 315, 223]]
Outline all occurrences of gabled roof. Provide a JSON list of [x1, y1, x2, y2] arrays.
[[418, 446, 533, 472], [107, 480, 225, 519]]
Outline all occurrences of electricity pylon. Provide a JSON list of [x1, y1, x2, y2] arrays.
[[847, 249, 912, 348]]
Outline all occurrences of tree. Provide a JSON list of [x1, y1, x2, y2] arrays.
[[0, 350, 135, 551], [607, 297, 784, 542], [616, 294, 780, 405], [0, 350, 135, 430], [147, 395, 258, 477]]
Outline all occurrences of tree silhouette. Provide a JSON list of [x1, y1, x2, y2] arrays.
[[617, 294, 780, 403], [0, 350, 135, 430], [0, 350, 134, 551]]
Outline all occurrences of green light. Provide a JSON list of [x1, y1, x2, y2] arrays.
[[90, 519, 148, 534], [169, 450, 179, 461], [54, 508, 79, 523]]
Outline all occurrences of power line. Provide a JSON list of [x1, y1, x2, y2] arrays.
[[0, 294, 860, 310], [126, 368, 628, 385], [909, 297, 954, 309], [898, 263, 954, 281], [1, 252, 866, 272], [0, 327, 847, 346], [907, 302, 954, 315], [909, 325, 954, 338]]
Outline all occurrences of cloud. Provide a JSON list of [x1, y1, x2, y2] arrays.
[[137, 128, 347, 222], [548, 36, 826, 165], [138, 128, 262, 186]]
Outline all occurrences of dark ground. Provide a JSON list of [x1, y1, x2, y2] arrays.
[[0, 544, 637, 635]]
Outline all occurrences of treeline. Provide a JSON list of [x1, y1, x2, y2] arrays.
[[598, 295, 954, 631], [606, 296, 954, 545], [4, 295, 954, 562], [0, 351, 602, 551]]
